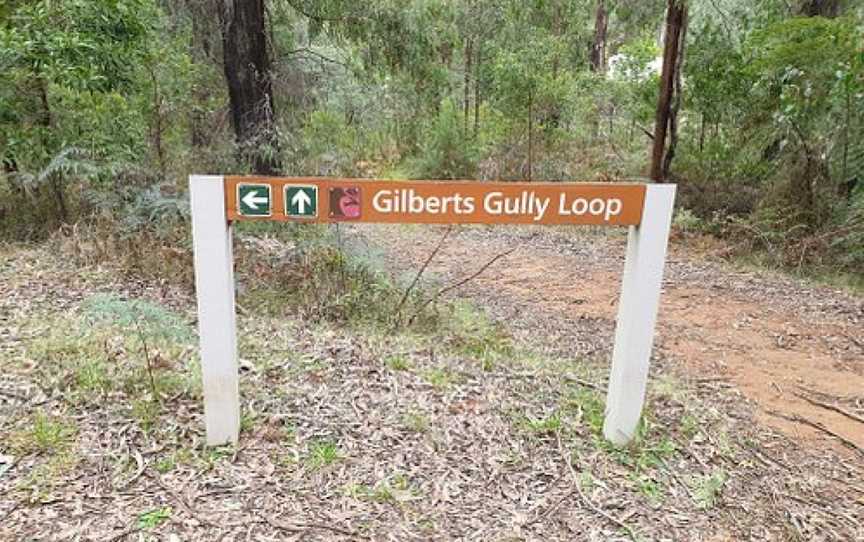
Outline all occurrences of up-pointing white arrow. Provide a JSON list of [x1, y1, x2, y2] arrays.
[[242, 189, 269, 210], [292, 189, 312, 214]]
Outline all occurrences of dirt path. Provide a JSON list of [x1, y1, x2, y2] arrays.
[[358, 224, 864, 454]]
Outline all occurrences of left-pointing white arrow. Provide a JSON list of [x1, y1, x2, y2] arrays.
[[242, 189, 269, 210]]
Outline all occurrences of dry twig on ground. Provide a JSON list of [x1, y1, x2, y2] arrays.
[[769, 411, 864, 458], [793, 391, 864, 426], [557, 434, 639, 540]]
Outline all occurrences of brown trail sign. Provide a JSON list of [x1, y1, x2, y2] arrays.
[[191, 175, 676, 447], [226, 176, 646, 226]]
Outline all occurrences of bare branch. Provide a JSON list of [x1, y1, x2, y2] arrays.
[[393, 226, 453, 327], [407, 246, 516, 327], [793, 392, 864, 426], [284, 47, 352, 68]]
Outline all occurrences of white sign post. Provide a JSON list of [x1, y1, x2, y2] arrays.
[[190, 176, 240, 445], [603, 184, 676, 445], [188, 175, 675, 446]]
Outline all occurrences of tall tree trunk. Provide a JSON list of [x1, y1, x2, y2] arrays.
[[589, 0, 608, 142], [217, 0, 280, 175], [463, 37, 473, 137], [149, 65, 166, 178], [36, 78, 68, 222], [527, 90, 534, 182], [473, 44, 481, 137], [661, 7, 688, 179], [589, 0, 607, 73], [650, 0, 686, 182], [189, 0, 214, 149]]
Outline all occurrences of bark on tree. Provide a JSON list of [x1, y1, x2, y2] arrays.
[[589, 0, 608, 73], [661, 7, 688, 179], [589, 0, 608, 142], [527, 89, 534, 182], [36, 78, 67, 222], [473, 43, 481, 137], [188, 0, 214, 149], [217, 0, 280, 175], [650, 0, 686, 182], [463, 37, 473, 136], [148, 65, 166, 178]]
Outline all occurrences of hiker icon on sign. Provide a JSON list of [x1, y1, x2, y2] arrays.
[[329, 187, 361, 219]]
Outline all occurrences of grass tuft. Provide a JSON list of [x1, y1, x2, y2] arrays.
[[11, 413, 75, 456], [384, 354, 412, 371], [137, 506, 172, 529], [306, 440, 341, 470]]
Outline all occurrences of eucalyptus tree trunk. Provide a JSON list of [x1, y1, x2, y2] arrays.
[[589, 0, 607, 73], [473, 43, 481, 137], [661, 7, 688, 180], [589, 0, 608, 142], [217, 0, 280, 175], [650, 0, 686, 182], [188, 0, 215, 149], [463, 37, 473, 136]]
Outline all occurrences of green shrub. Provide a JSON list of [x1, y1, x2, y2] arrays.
[[411, 99, 479, 179]]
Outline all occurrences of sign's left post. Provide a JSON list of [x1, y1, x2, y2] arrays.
[[190, 175, 240, 445]]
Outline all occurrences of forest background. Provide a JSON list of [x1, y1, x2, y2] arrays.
[[1, 0, 862, 285]]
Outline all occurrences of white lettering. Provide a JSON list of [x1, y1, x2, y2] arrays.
[[534, 196, 549, 221], [484, 192, 504, 215], [373, 190, 392, 213], [605, 198, 622, 221]]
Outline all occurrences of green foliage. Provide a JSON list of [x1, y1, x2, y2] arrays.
[[306, 440, 341, 470], [82, 294, 193, 344], [239, 227, 440, 329], [444, 302, 513, 362], [422, 367, 459, 389], [302, 109, 359, 175], [25, 299, 198, 414], [400, 410, 430, 432], [0, 0, 860, 282], [11, 413, 75, 456], [137, 506, 171, 529], [384, 354, 412, 371], [0, 0, 154, 92], [522, 413, 563, 436], [412, 99, 479, 179], [690, 469, 728, 509]]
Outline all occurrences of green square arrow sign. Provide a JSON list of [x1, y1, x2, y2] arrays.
[[237, 183, 272, 217], [285, 185, 318, 218]]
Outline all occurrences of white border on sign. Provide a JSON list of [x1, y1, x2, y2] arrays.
[[283, 184, 319, 218]]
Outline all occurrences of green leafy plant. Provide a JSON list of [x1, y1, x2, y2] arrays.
[[306, 440, 341, 470], [12, 413, 75, 455], [691, 469, 728, 510]]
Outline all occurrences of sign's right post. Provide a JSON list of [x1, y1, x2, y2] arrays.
[[603, 184, 677, 445]]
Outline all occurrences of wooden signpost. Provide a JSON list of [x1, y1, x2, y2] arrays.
[[190, 175, 676, 446]]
